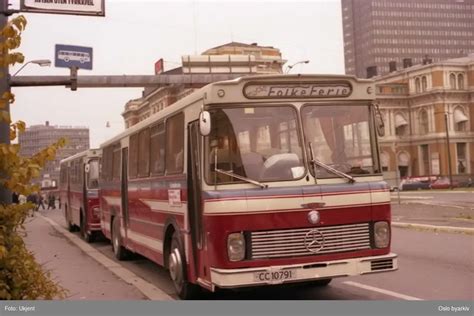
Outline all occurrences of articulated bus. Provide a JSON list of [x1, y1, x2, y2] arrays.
[[99, 74, 398, 299], [59, 149, 102, 242]]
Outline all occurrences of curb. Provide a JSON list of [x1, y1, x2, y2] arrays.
[[392, 221, 474, 235], [37, 214, 174, 301]]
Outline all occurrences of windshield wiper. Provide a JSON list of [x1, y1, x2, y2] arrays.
[[215, 168, 268, 189], [308, 142, 355, 184], [213, 148, 268, 189]]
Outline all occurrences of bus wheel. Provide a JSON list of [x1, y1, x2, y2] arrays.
[[65, 206, 75, 232], [80, 212, 95, 243], [112, 216, 130, 260], [168, 233, 199, 299]]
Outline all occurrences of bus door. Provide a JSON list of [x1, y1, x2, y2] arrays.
[[187, 121, 205, 280], [121, 148, 130, 232]]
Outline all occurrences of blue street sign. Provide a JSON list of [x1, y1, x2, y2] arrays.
[[55, 44, 93, 70]]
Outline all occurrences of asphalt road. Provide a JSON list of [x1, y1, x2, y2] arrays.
[[35, 208, 473, 301]]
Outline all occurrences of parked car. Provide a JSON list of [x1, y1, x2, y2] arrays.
[[399, 179, 431, 191], [430, 178, 459, 189]]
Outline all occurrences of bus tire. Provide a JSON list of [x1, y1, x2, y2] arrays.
[[65, 205, 75, 232], [168, 232, 199, 300], [80, 211, 95, 243], [111, 216, 130, 260]]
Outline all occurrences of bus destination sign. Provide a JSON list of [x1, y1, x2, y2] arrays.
[[244, 82, 352, 99]]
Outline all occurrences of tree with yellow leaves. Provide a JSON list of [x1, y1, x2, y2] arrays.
[[0, 15, 67, 299]]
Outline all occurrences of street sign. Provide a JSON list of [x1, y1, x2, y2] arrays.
[[55, 44, 93, 70], [20, 0, 105, 16]]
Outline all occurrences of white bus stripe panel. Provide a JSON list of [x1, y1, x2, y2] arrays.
[[204, 192, 375, 214], [371, 191, 391, 204], [139, 199, 186, 214], [103, 196, 121, 206], [127, 230, 163, 253]]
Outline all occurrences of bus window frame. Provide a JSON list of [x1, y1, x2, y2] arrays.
[[203, 103, 307, 186], [300, 101, 381, 179], [165, 112, 185, 175]]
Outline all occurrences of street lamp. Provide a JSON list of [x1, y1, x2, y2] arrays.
[[285, 60, 310, 73], [12, 59, 51, 76], [444, 112, 454, 190]]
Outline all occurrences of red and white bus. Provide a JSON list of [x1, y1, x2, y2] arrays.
[[59, 149, 102, 242], [99, 74, 398, 299]]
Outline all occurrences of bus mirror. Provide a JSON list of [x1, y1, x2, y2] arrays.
[[199, 111, 211, 136], [374, 104, 385, 137], [84, 164, 90, 173], [375, 113, 385, 137]]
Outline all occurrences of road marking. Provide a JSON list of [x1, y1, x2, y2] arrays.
[[38, 214, 174, 301], [343, 281, 422, 300]]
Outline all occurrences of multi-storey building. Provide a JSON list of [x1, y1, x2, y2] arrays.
[[342, 0, 474, 78], [375, 54, 473, 182], [122, 42, 286, 128], [19, 121, 90, 187]]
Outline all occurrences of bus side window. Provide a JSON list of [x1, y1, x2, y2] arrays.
[[166, 113, 184, 174], [150, 123, 165, 175]]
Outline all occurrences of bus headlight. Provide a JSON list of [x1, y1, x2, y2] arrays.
[[374, 221, 390, 248], [227, 232, 246, 262]]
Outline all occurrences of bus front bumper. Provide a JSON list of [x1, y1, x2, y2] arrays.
[[210, 253, 398, 289]]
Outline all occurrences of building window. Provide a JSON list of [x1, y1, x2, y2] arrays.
[[454, 107, 468, 132], [449, 73, 456, 89], [419, 110, 429, 135], [456, 143, 467, 174], [421, 76, 427, 92], [415, 77, 421, 93], [395, 113, 408, 136], [457, 74, 464, 90], [420, 145, 430, 175]]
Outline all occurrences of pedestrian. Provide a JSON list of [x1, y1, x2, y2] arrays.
[[58, 196, 62, 209], [37, 194, 45, 211], [47, 195, 56, 210], [19, 194, 27, 204], [12, 192, 19, 204], [468, 177, 473, 188]]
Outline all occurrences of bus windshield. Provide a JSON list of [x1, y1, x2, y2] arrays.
[[301, 104, 376, 178], [87, 159, 99, 189], [205, 106, 305, 184]]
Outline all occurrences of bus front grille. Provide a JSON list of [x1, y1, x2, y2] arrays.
[[250, 223, 371, 259]]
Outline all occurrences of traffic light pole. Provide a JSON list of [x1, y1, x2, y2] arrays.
[[0, 0, 11, 205]]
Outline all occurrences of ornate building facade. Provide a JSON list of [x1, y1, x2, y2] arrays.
[[122, 42, 285, 128], [375, 54, 473, 181]]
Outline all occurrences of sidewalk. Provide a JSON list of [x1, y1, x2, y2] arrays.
[[23, 211, 147, 300], [390, 202, 474, 234]]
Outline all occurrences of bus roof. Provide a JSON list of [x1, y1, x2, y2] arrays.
[[100, 74, 375, 148], [60, 148, 102, 165]]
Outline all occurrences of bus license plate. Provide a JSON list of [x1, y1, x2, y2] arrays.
[[254, 269, 296, 284]]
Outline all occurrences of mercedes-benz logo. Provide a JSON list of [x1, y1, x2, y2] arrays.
[[304, 229, 325, 253]]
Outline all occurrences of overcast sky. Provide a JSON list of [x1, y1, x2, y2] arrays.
[[9, 0, 343, 148]]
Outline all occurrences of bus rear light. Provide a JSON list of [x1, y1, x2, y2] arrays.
[[374, 221, 390, 248], [227, 232, 246, 262]]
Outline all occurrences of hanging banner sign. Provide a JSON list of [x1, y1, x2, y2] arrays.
[[20, 0, 105, 16]]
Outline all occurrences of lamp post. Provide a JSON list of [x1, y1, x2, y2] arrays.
[[285, 60, 310, 73], [444, 112, 453, 190], [12, 59, 51, 76]]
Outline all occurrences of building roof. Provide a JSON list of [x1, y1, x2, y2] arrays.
[[443, 53, 474, 64], [203, 41, 275, 52]]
